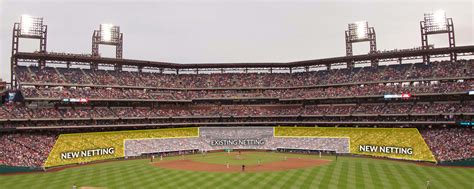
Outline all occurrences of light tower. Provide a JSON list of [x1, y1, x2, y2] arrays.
[[420, 10, 455, 63], [345, 21, 377, 67], [11, 15, 47, 88], [91, 24, 123, 70]]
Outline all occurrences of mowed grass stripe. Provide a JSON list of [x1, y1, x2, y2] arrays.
[[246, 172, 275, 189], [153, 169, 196, 188], [427, 167, 459, 185], [247, 172, 277, 189], [448, 168, 474, 181], [310, 162, 337, 187], [1, 154, 474, 189], [405, 164, 433, 189], [103, 165, 117, 187], [233, 172, 263, 188], [392, 163, 422, 188], [427, 166, 470, 188], [379, 163, 403, 188], [219, 173, 248, 189], [354, 160, 366, 189], [346, 159, 358, 189], [43, 170, 79, 188], [271, 170, 298, 188], [116, 167, 149, 189], [299, 165, 323, 189], [337, 161, 350, 189], [21, 174, 48, 188], [394, 163, 427, 188], [436, 167, 473, 187], [173, 172, 209, 188], [279, 169, 307, 188], [417, 166, 456, 188], [98, 164, 131, 186], [266, 170, 295, 189], [414, 166, 453, 189], [372, 161, 406, 187], [288, 168, 315, 189], [183, 172, 219, 188], [328, 159, 346, 187], [367, 162, 385, 188], [139, 168, 169, 188], [201, 172, 236, 188], [112, 164, 141, 187], [98, 164, 136, 188], [456, 168, 474, 178], [167, 172, 209, 188], [106, 166, 131, 188], [317, 162, 338, 188], [343, 160, 358, 187], [44, 173, 68, 187]]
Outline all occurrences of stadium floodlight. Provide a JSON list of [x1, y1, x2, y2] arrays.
[[12, 14, 48, 88], [424, 10, 448, 33], [420, 10, 455, 63], [348, 21, 369, 41], [345, 21, 377, 67], [20, 15, 44, 37], [100, 24, 120, 43], [92, 24, 124, 64]]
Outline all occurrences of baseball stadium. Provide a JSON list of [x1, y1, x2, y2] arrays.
[[0, 1, 473, 189]]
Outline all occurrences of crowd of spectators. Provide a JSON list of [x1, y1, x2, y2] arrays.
[[0, 102, 471, 121], [0, 105, 112, 120], [125, 126, 474, 162], [0, 133, 57, 167], [15, 59, 473, 102], [1, 126, 471, 168], [272, 137, 350, 153], [15, 60, 473, 88], [275, 127, 444, 162], [421, 128, 473, 162], [124, 137, 205, 157], [200, 127, 274, 141], [42, 127, 198, 167], [19, 79, 473, 100], [124, 127, 351, 157], [125, 127, 349, 156], [3, 59, 472, 169], [411, 103, 461, 114]]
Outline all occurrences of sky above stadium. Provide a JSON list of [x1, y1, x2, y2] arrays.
[[0, 0, 473, 82]]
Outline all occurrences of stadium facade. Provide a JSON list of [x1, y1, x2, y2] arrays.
[[1, 14, 473, 171]]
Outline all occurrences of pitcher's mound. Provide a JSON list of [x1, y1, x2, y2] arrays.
[[152, 158, 331, 173]]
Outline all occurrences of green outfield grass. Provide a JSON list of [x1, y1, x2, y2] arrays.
[[0, 152, 472, 189], [193, 152, 298, 165]]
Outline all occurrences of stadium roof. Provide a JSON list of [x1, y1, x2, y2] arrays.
[[14, 45, 474, 69]]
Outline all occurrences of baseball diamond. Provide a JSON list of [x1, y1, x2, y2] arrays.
[[0, 152, 473, 188]]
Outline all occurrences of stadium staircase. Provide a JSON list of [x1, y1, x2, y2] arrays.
[[6, 135, 42, 155], [26, 67, 37, 82], [462, 63, 470, 75], [353, 66, 365, 79], [0, 107, 12, 119], [80, 69, 94, 84], [405, 63, 416, 80], [53, 67, 67, 82]]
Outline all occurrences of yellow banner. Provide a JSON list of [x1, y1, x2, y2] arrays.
[[275, 127, 436, 162], [44, 128, 199, 167]]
